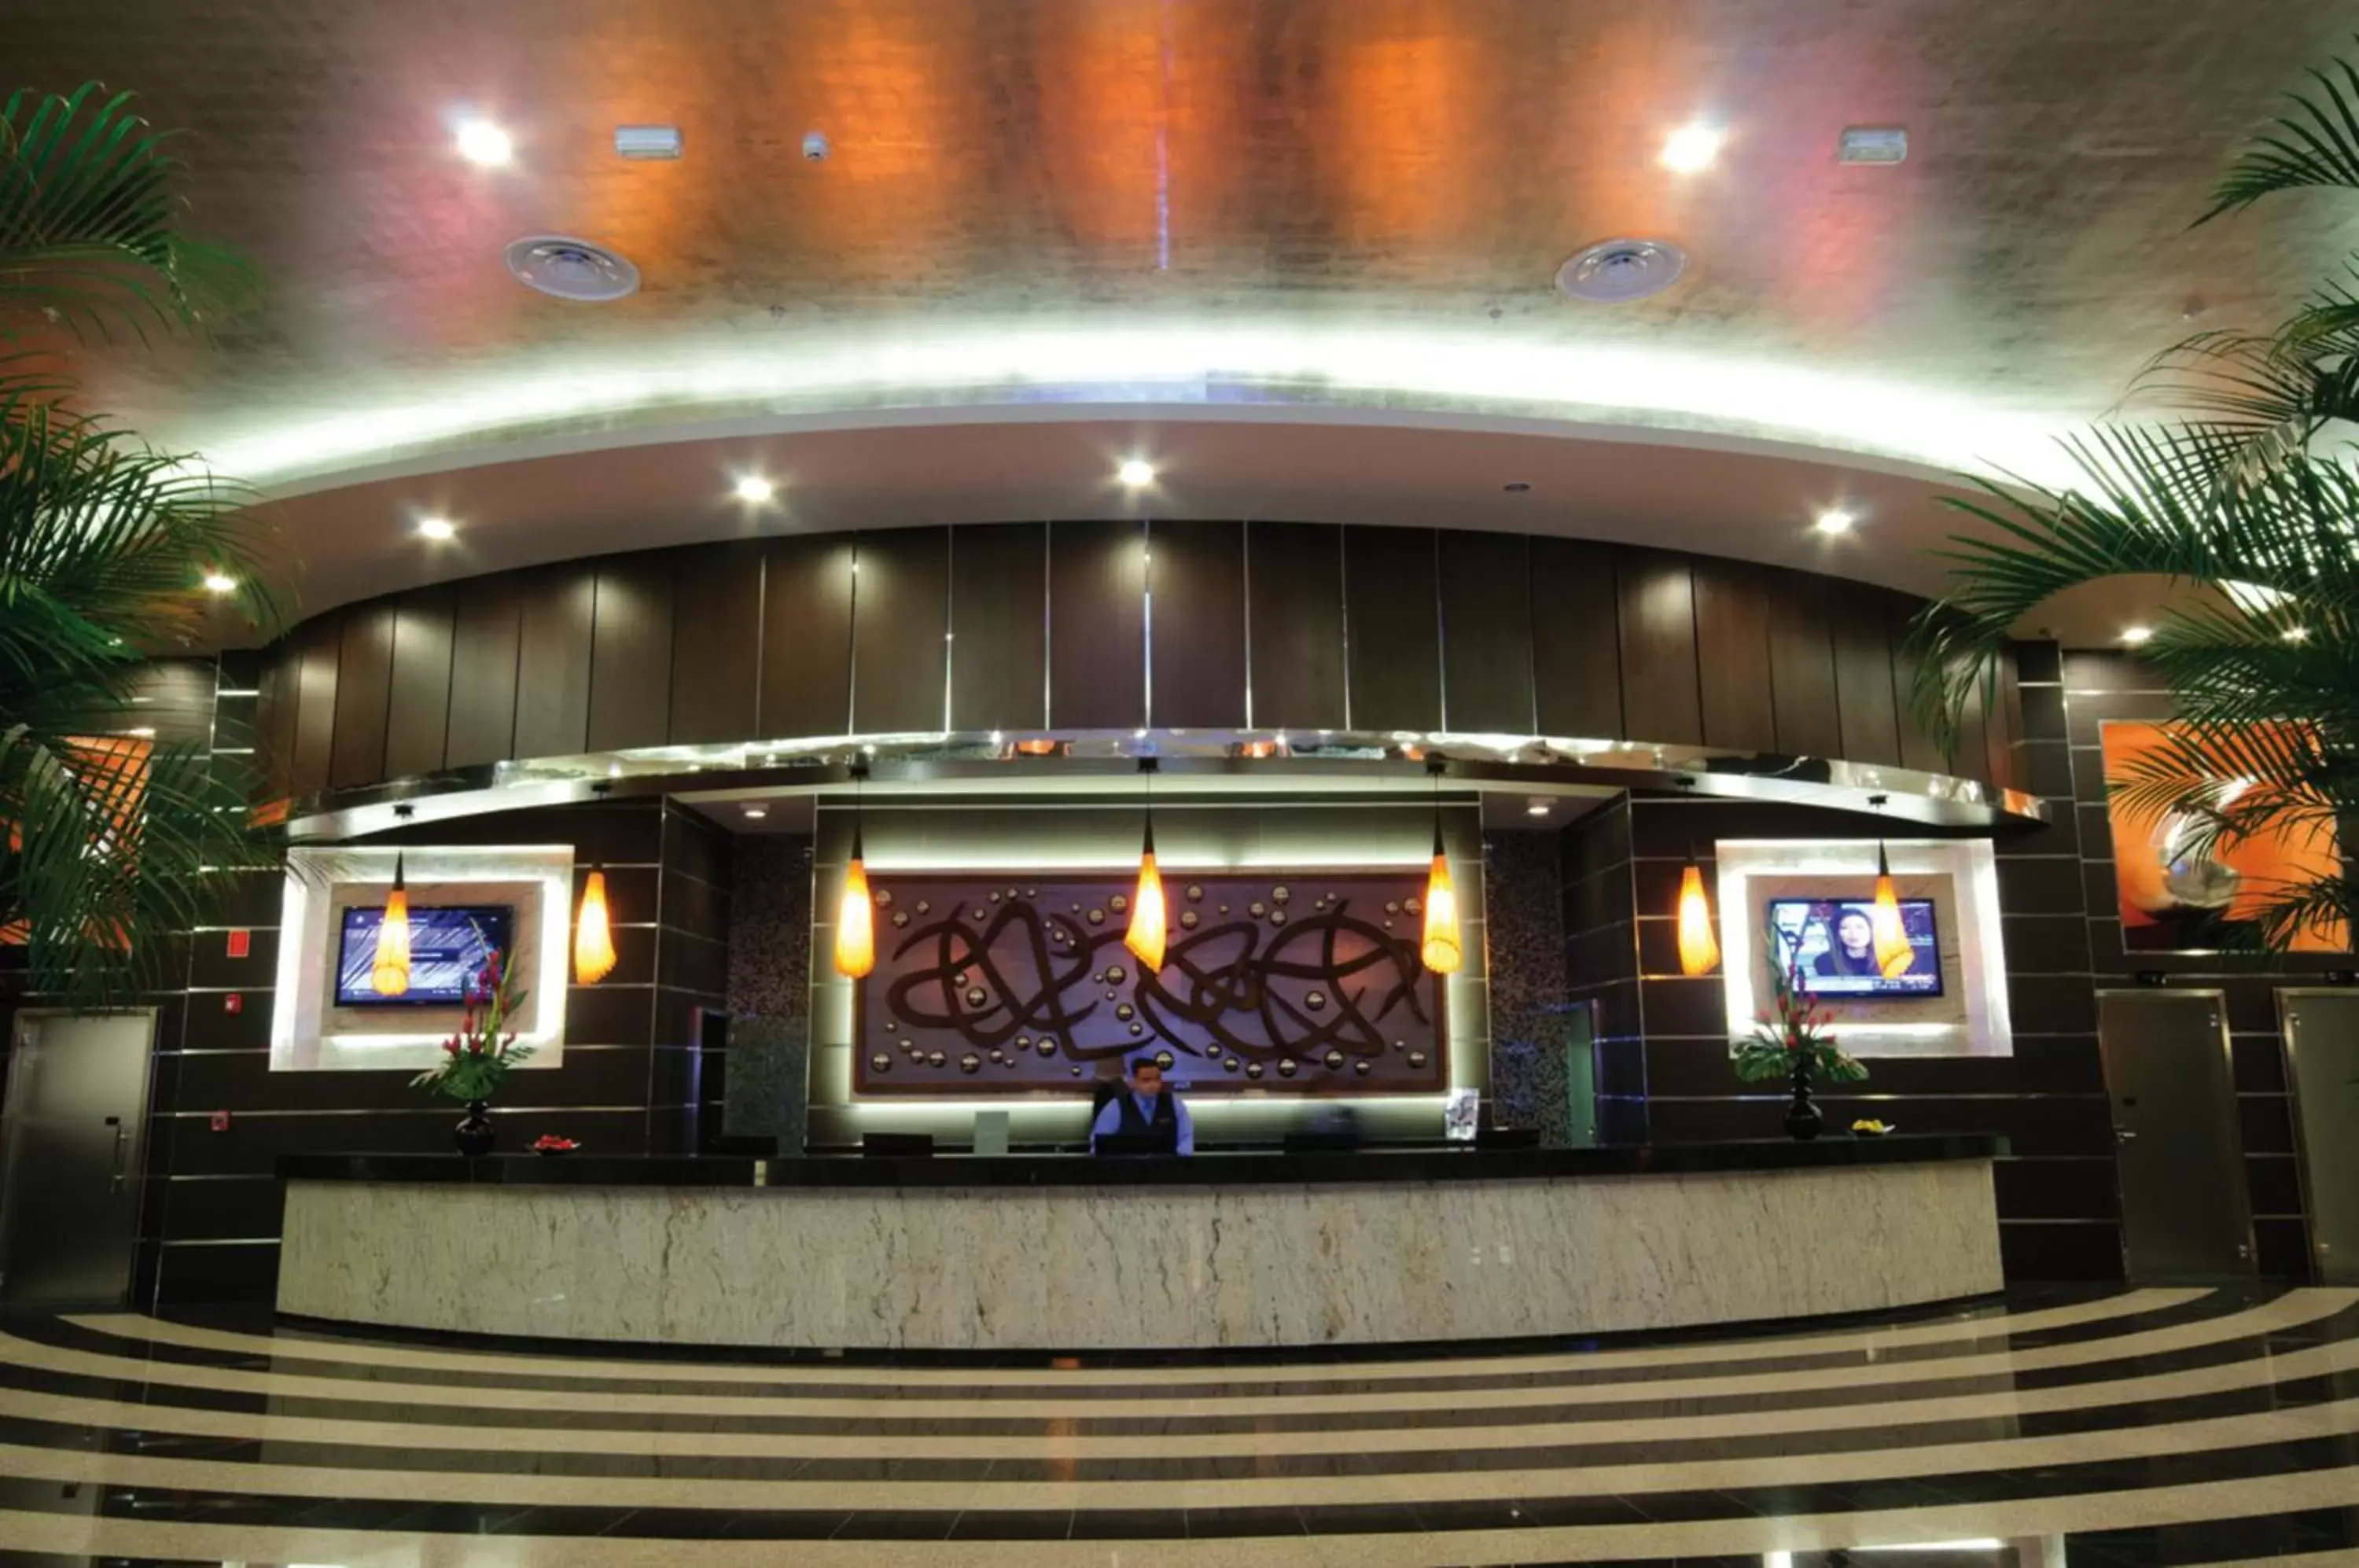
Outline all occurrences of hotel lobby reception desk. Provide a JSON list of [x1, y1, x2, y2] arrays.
[[278, 1138, 2004, 1352]]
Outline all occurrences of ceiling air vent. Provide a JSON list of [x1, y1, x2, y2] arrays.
[[1554, 238, 1688, 304], [502, 236, 642, 302]]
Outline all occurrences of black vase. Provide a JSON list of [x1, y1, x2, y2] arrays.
[[1784, 1055, 1822, 1141], [455, 1099, 496, 1158]]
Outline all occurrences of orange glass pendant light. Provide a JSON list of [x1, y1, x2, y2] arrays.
[[573, 863, 616, 984], [1124, 757, 1168, 972], [1675, 852, 1720, 976], [1420, 756, 1463, 974], [834, 763, 876, 980], [371, 853, 412, 996], [1871, 840, 1914, 978]]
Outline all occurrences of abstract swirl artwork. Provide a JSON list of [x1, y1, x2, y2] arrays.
[[853, 871, 1446, 1095]]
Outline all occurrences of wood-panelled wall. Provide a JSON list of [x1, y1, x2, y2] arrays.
[[255, 523, 2019, 801]]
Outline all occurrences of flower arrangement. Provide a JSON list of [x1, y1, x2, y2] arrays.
[[410, 945, 535, 1103], [1732, 926, 1868, 1088], [532, 1134, 580, 1156]]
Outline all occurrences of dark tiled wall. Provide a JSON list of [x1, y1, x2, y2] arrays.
[[1595, 771, 2122, 1283], [2055, 649, 2345, 1280], [127, 658, 734, 1302], [1560, 800, 1643, 1146]]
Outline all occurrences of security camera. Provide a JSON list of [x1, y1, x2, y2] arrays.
[[801, 131, 830, 161]]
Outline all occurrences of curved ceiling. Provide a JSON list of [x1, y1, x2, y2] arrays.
[[22, 0, 2355, 626]]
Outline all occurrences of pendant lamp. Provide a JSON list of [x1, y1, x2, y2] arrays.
[[1675, 846, 1720, 976], [370, 852, 412, 996], [834, 761, 876, 980], [1420, 756, 1463, 974], [573, 863, 616, 984], [1124, 757, 1168, 972], [1864, 793, 1913, 978], [1870, 839, 1914, 978]]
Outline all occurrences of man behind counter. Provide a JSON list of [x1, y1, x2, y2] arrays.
[[1090, 1055, 1195, 1156]]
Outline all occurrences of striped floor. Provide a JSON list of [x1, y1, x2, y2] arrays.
[[2, 1288, 2357, 1564]]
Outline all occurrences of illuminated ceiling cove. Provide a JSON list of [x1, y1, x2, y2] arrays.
[[18, 0, 2355, 605]]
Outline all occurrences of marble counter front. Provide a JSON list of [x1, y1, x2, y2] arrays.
[[277, 1141, 2004, 1352]]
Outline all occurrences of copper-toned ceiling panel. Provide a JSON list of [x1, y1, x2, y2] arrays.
[[15, 0, 2356, 518]]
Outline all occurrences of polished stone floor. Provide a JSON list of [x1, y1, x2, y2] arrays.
[[0, 1286, 2356, 1564]]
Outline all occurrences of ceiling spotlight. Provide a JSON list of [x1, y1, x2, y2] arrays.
[[742, 805, 769, 820], [1814, 508, 1857, 536], [733, 475, 775, 503], [418, 515, 456, 541], [1661, 123, 1725, 174], [1525, 799, 1551, 817], [2120, 624, 2155, 646], [454, 118, 513, 167], [201, 572, 236, 594], [1117, 458, 1157, 488]]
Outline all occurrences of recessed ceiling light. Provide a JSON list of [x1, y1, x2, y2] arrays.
[[742, 805, 768, 819], [733, 475, 775, 503], [1555, 238, 1688, 304], [201, 572, 236, 594], [418, 515, 456, 541], [2120, 624, 2155, 646], [614, 124, 683, 160], [1661, 123, 1724, 174], [454, 118, 513, 167], [1814, 508, 1857, 536], [502, 236, 640, 302], [1838, 126, 1909, 165], [1525, 799, 1551, 817], [1117, 458, 1157, 488], [1503, 481, 1533, 494]]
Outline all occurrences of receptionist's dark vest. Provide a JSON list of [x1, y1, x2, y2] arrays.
[[1113, 1091, 1179, 1146]]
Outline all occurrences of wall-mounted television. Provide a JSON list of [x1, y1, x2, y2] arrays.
[[335, 905, 515, 1007], [1765, 897, 1942, 998]]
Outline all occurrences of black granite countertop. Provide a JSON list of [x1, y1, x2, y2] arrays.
[[279, 1134, 2003, 1189]]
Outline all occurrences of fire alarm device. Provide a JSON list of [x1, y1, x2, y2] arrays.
[[223, 992, 243, 1015], [226, 929, 250, 959], [210, 1110, 231, 1132]]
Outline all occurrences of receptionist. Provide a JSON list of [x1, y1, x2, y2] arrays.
[[1090, 1055, 1195, 1155]]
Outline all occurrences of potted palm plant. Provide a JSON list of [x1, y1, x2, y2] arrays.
[[1733, 930, 1868, 1139], [1, 83, 285, 1006], [1911, 52, 2359, 954], [410, 948, 535, 1156]]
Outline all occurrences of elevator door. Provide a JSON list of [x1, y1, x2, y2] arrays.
[[0, 1010, 156, 1306], [2278, 990, 2359, 1284], [2096, 990, 2255, 1280]]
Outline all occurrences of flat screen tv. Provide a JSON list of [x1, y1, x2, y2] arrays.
[[335, 904, 515, 1007], [1765, 897, 1943, 998]]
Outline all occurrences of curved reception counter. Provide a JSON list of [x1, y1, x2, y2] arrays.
[[277, 1137, 2005, 1353]]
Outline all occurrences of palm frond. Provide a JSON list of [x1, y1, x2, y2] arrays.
[[0, 730, 270, 1005], [2203, 54, 2359, 219], [0, 83, 257, 343]]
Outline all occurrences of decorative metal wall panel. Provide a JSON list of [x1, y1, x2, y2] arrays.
[[855, 871, 1444, 1095]]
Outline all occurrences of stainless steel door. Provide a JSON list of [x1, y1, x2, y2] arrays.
[[2278, 990, 2359, 1284], [2096, 990, 2255, 1280], [0, 1010, 156, 1306]]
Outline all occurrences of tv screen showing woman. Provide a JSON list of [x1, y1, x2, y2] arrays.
[[1765, 898, 1942, 997]]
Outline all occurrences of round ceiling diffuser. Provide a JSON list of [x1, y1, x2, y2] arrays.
[[1554, 238, 1688, 304], [502, 236, 641, 302]]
